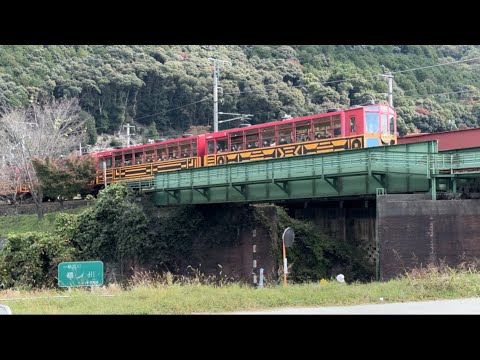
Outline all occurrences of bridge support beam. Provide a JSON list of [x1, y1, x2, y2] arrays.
[[232, 185, 247, 199], [194, 188, 210, 200], [371, 173, 386, 188], [274, 181, 289, 195], [324, 177, 338, 192]]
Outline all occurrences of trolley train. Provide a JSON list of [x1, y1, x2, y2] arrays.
[[0, 104, 397, 196], [93, 103, 397, 188]]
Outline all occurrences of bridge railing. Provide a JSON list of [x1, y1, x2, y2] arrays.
[[433, 149, 480, 173], [155, 148, 434, 190]]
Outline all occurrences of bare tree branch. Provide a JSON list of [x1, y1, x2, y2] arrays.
[[0, 98, 85, 220]]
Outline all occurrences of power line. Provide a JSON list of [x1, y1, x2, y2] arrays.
[[223, 56, 480, 97], [390, 56, 480, 74], [399, 89, 477, 99], [130, 56, 480, 123], [132, 98, 210, 121], [222, 75, 377, 97]]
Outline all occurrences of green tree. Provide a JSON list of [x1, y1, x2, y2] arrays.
[[70, 183, 149, 276], [32, 155, 95, 209], [80, 110, 97, 146], [147, 121, 159, 139]]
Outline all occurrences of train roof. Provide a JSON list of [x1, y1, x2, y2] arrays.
[[94, 134, 197, 157], [92, 103, 393, 156]]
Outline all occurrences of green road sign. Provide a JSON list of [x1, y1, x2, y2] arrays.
[[58, 261, 104, 287]]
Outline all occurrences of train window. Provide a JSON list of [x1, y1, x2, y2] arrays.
[[192, 139, 198, 156], [333, 115, 341, 137], [168, 143, 178, 159], [246, 129, 259, 149], [157, 145, 167, 160], [124, 153, 133, 166], [230, 131, 243, 151], [114, 154, 122, 167], [350, 117, 356, 133], [366, 112, 379, 133], [261, 127, 275, 147], [134, 152, 143, 164], [314, 118, 331, 139], [381, 114, 388, 133], [207, 140, 215, 155], [390, 116, 395, 135], [180, 141, 191, 158], [296, 121, 311, 142], [145, 147, 154, 162], [278, 123, 293, 144], [216, 138, 227, 153], [97, 157, 112, 169]]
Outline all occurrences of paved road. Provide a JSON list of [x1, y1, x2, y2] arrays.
[[229, 298, 480, 314]]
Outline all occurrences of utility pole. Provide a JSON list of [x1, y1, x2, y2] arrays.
[[382, 73, 394, 107], [208, 58, 231, 132], [123, 123, 135, 147], [103, 160, 107, 187]]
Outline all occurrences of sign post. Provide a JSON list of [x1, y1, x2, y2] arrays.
[[281, 227, 295, 287], [58, 261, 104, 288]]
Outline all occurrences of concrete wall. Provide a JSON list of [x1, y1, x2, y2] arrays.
[[0, 200, 89, 216], [185, 200, 381, 284], [294, 201, 377, 265], [179, 205, 278, 284], [378, 195, 480, 280]]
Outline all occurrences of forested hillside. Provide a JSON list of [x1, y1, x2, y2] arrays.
[[1, 45, 480, 145]]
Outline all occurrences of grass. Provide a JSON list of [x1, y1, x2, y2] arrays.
[[0, 206, 87, 237], [2, 265, 480, 314]]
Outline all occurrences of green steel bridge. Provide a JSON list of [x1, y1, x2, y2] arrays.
[[123, 141, 480, 206]]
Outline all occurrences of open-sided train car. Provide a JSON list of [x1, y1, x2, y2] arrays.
[[93, 103, 397, 187]]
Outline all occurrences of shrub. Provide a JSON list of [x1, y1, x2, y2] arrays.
[[0, 232, 76, 289]]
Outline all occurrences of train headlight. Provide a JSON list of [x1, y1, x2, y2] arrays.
[[381, 133, 392, 144]]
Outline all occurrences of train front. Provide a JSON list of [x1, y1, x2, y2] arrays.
[[362, 104, 397, 147]]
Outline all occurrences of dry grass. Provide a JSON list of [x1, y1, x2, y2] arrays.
[[2, 264, 480, 314]]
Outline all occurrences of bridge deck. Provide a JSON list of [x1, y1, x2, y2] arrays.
[[120, 141, 480, 205]]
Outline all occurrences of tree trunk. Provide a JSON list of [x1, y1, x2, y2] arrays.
[[36, 201, 44, 221], [34, 189, 44, 221]]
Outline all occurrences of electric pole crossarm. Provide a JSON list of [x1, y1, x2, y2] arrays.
[[218, 113, 253, 124]]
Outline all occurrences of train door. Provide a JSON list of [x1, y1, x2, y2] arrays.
[[344, 107, 364, 136], [349, 116, 356, 136], [197, 134, 206, 159]]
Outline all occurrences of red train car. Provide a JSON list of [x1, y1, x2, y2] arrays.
[[398, 128, 480, 151], [94, 103, 397, 187], [201, 104, 397, 166], [93, 136, 201, 186]]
